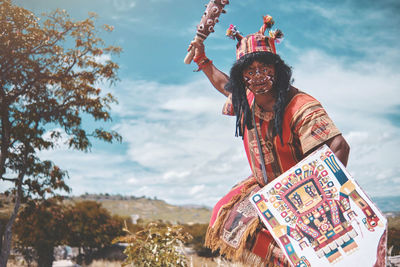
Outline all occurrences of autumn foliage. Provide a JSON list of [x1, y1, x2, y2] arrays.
[[65, 200, 124, 264], [14, 199, 124, 267], [14, 199, 67, 267]]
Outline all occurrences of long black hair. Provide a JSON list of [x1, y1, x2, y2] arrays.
[[224, 51, 293, 143]]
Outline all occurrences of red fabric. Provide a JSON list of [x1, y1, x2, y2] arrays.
[[252, 228, 275, 259], [240, 91, 341, 185], [209, 182, 246, 227], [236, 33, 275, 59]]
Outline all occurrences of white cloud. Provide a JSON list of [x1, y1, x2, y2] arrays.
[[9, 77, 249, 206], [190, 184, 205, 196], [108, 77, 250, 205], [162, 96, 222, 114], [112, 0, 136, 11], [291, 49, 400, 198], [94, 54, 112, 64], [162, 170, 190, 180], [292, 49, 400, 128], [110, 15, 141, 24], [7, 44, 397, 207], [278, 1, 400, 67], [2, 47, 398, 206]]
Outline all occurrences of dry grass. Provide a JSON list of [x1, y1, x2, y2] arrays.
[[7, 259, 36, 267], [87, 260, 122, 267], [7, 259, 122, 267], [188, 255, 246, 267], [85, 256, 246, 267], [7, 256, 246, 267], [7, 263, 22, 267]]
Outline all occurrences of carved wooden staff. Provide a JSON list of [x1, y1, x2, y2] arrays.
[[184, 0, 230, 64]]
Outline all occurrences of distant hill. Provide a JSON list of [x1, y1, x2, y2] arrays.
[[67, 194, 400, 217], [68, 194, 212, 224], [2, 193, 399, 224]]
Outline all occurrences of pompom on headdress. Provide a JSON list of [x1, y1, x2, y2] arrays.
[[226, 14, 284, 60], [226, 24, 243, 40]]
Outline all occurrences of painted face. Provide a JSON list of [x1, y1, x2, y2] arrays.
[[242, 61, 276, 95]]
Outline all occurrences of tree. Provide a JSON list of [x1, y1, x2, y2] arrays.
[[14, 199, 124, 266], [0, 1, 121, 265], [14, 198, 67, 267], [65, 201, 124, 264]]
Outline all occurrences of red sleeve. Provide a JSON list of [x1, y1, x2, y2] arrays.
[[292, 100, 341, 154]]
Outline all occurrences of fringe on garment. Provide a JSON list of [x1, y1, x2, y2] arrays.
[[204, 178, 290, 267], [204, 179, 260, 261], [240, 245, 289, 267]]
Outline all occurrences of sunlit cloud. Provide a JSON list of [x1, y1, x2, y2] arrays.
[[292, 49, 400, 198]]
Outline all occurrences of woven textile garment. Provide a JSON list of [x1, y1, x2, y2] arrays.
[[205, 89, 341, 266]]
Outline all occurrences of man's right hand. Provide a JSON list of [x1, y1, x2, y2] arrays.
[[188, 40, 206, 62]]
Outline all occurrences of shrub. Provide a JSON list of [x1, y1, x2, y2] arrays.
[[115, 221, 192, 267]]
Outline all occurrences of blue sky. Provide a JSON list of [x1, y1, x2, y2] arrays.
[[8, 0, 400, 207]]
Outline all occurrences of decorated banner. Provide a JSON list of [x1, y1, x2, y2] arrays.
[[250, 145, 387, 267]]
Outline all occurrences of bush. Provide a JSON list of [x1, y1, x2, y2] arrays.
[[388, 215, 400, 256], [14, 199, 67, 267], [65, 201, 124, 265], [115, 221, 192, 267]]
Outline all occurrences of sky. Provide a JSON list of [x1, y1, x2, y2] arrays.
[[7, 0, 400, 207]]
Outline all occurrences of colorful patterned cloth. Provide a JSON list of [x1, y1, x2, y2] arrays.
[[205, 89, 341, 266]]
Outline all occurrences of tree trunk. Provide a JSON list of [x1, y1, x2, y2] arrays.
[[0, 189, 21, 267], [0, 166, 25, 267], [0, 95, 14, 267], [36, 243, 55, 267]]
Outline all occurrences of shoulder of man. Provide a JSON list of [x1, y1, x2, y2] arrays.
[[285, 88, 341, 154], [284, 88, 322, 123]]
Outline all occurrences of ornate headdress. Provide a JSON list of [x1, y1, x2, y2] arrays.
[[226, 15, 283, 60]]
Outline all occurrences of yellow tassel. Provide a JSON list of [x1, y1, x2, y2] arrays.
[[263, 15, 275, 29]]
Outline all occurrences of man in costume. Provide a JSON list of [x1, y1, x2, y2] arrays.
[[189, 15, 350, 266]]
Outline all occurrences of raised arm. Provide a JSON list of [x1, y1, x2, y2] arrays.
[[189, 41, 230, 97]]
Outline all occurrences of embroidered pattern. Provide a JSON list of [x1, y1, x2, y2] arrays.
[[310, 118, 331, 141]]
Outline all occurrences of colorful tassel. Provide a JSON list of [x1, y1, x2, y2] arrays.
[[269, 29, 284, 43], [263, 15, 275, 29], [259, 15, 275, 35], [226, 24, 242, 41]]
